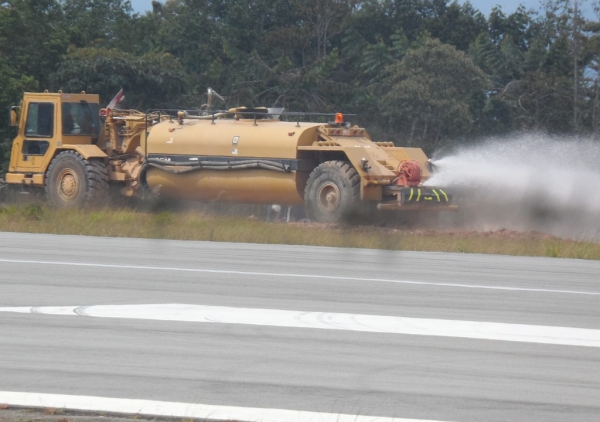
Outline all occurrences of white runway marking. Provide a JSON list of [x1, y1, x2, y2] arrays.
[[0, 391, 452, 422], [1, 303, 599, 347], [0, 257, 597, 296]]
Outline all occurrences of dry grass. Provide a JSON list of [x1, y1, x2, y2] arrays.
[[0, 203, 599, 260]]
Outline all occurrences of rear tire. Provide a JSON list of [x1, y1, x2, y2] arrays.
[[304, 160, 361, 223], [45, 150, 109, 208]]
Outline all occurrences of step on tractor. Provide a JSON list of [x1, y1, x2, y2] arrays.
[[1, 90, 456, 222]]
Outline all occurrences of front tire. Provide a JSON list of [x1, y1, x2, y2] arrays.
[[45, 150, 109, 208], [304, 160, 360, 223]]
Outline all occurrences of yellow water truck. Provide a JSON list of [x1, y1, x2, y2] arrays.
[[3, 92, 455, 222]]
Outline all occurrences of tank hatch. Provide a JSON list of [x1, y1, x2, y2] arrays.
[[228, 107, 269, 120]]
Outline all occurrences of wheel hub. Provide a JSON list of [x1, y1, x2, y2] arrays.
[[57, 169, 79, 202], [317, 182, 340, 212]]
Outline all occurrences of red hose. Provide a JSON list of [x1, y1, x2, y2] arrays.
[[396, 160, 422, 187]]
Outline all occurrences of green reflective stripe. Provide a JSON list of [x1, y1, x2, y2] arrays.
[[417, 189, 421, 202], [439, 189, 449, 202], [408, 188, 414, 201], [432, 189, 441, 201]]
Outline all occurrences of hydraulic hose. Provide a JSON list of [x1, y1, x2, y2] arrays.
[[146, 158, 290, 173]]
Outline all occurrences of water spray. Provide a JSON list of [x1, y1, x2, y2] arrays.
[[424, 134, 600, 241]]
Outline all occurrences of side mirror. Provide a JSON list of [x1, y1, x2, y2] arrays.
[[9, 106, 20, 127]]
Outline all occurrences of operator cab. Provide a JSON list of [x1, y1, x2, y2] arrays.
[[61, 101, 100, 137], [7, 91, 101, 177]]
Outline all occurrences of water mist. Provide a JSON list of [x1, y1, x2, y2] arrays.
[[425, 134, 600, 241]]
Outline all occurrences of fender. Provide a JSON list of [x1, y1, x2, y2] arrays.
[[60, 144, 107, 160]]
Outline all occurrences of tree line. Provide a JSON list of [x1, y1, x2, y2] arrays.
[[2, 0, 600, 175]]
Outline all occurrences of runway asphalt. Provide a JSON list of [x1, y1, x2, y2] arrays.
[[1, 232, 599, 422]]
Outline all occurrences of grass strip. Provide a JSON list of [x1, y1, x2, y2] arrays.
[[0, 204, 599, 260]]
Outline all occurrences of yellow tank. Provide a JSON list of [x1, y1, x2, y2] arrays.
[[137, 110, 457, 222], [144, 115, 322, 204], [145, 169, 303, 204], [146, 115, 322, 158]]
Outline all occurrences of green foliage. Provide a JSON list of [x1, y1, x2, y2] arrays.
[[51, 47, 189, 107], [0, 0, 599, 174], [0, 0, 66, 175], [23, 203, 44, 220], [427, 1, 488, 51], [62, 0, 133, 48], [0, 57, 38, 175], [381, 38, 488, 152], [0, 0, 69, 86]]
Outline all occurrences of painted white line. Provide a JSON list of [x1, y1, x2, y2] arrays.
[[0, 258, 597, 296], [0, 391, 452, 422], [1, 304, 599, 347]]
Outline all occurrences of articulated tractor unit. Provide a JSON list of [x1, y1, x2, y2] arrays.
[[2, 91, 456, 222]]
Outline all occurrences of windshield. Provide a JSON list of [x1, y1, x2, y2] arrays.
[[62, 101, 100, 136]]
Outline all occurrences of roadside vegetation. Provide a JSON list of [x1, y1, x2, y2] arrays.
[[3, 0, 600, 176], [1, 203, 599, 260]]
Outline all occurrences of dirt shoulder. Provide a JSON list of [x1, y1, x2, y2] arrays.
[[0, 407, 198, 422], [0, 203, 599, 260]]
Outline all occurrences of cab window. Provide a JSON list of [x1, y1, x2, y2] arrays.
[[63, 102, 100, 136], [25, 103, 54, 137], [22, 140, 50, 156]]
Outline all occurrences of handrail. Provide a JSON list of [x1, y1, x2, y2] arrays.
[[142, 109, 358, 130], [145, 108, 356, 119]]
